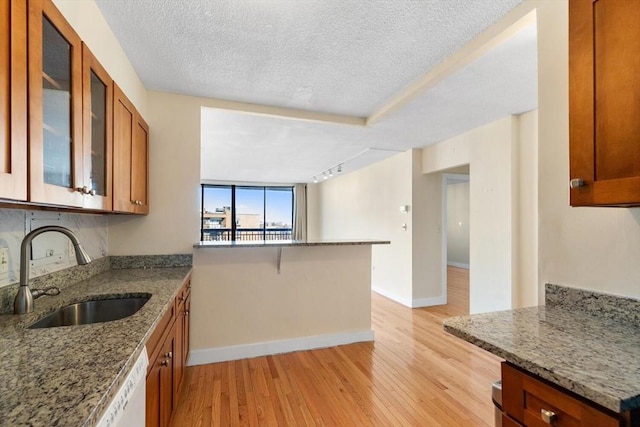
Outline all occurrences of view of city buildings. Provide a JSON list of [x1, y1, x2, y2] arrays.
[[201, 186, 294, 241]]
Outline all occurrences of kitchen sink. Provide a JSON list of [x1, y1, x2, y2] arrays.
[[28, 294, 151, 329]]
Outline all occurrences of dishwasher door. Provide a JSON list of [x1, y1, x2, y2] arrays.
[[492, 380, 502, 427], [97, 348, 149, 427]]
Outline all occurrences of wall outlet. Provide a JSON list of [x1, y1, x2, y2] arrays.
[[0, 247, 8, 274]]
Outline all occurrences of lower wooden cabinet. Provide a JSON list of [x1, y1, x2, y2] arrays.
[[502, 362, 630, 427], [146, 277, 191, 427], [146, 327, 175, 427]]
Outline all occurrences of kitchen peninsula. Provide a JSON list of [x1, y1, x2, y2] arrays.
[[444, 284, 640, 426], [189, 239, 389, 365]]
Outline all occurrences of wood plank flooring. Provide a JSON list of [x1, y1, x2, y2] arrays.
[[170, 266, 499, 426]]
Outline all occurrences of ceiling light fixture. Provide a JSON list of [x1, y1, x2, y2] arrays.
[[313, 176, 318, 183]]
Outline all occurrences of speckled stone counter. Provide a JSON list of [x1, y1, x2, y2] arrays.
[[193, 239, 390, 248], [0, 266, 192, 427], [443, 285, 640, 413]]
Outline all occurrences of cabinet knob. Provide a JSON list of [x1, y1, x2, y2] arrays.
[[165, 351, 173, 359], [569, 178, 585, 189], [161, 359, 169, 367], [76, 186, 96, 195], [540, 408, 557, 424], [131, 200, 142, 206], [185, 310, 189, 316]]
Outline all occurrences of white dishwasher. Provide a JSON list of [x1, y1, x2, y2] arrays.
[[96, 348, 149, 427]]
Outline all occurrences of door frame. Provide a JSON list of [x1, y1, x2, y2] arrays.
[[441, 173, 470, 305]]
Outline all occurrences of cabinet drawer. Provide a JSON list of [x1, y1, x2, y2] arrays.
[[503, 414, 524, 427], [502, 363, 620, 427]]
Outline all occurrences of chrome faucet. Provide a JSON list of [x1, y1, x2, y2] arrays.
[[14, 226, 92, 315]]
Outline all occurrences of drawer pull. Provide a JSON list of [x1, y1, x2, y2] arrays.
[[541, 408, 557, 424]]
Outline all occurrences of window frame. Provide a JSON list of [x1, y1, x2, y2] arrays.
[[200, 184, 294, 241]]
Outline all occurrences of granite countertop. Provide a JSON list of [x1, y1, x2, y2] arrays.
[[0, 266, 191, 427], [193, 239, 390, 248], [444, 295, 640, 413]]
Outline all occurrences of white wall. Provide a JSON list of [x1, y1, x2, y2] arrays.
[[536, 0, 640, 300], [423, 116, 519, 313], [309, 150, 414, 305], [447, 181, 470, 267]]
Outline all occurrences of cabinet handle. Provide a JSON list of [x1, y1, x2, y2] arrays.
[[541, 408, 557, 424], [130, 200, 143, 206], [185, 310, 189, 316], [165, 351, 173, 358], [75, 186, 97, 196], [177, 296, 184, 302], [161, 359, 169, 367], [569, 178, 585, 189]]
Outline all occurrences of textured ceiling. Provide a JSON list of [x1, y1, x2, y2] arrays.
[[200, 21, 537, 183], [95, 0, 524, 117], [95, 0, 536, 184]]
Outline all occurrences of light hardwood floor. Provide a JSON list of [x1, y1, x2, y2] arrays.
[[171, 266, 499, 426]]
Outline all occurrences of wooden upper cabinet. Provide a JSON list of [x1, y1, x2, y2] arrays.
[[132, 114, 149, 214], [0, 0, 27, 201], [569, 0, 640, 206], [27, 0, 84, 207], [81, 44, 113, 210], [113, 83, 149, 214]]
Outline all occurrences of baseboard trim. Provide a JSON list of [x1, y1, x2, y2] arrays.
[[372, 286, 412, 307], [447, 262, 470, 269], [372, 286, 446, 308], [412, 295, 447, 308], [187, 330, 375, 366]]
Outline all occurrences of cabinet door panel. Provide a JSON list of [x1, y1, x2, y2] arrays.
[[593, 0, 640, 182], [28, 0, 83, 206], [81, 44, 112, 210], [0, 0, 27, 201], [569, 0, 640, 206], [113, 84, 134, 212], [132, 115, 148, 214]]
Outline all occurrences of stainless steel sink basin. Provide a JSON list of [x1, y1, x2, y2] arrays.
[[28, 294, 151, 329]]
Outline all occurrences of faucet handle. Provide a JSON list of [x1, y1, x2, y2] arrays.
[[31, 286, 61, 299]]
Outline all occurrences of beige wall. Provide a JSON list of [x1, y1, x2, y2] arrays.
[[423, 116, 521, 312], [108, 91, 203, 255], [536, 0, 640, 300], [190, 245, 373, 363], [308, 150, 441, 307]]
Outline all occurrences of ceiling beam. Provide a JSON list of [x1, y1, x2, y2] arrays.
[[366, 1, 538, 126]]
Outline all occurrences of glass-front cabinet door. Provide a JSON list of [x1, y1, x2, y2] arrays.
[[82, 44, 112, 210], [28, 0, 84, 207]]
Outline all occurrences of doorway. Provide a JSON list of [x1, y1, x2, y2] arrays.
[[442, 172, 470, 315]]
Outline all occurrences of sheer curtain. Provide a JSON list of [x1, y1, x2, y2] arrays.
[[292, 184, 307, 240]]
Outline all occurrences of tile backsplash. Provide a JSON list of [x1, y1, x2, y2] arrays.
[[0, 209, 107, 288]]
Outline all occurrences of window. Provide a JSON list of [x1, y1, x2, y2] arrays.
[[200, 184, 293, 241]]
